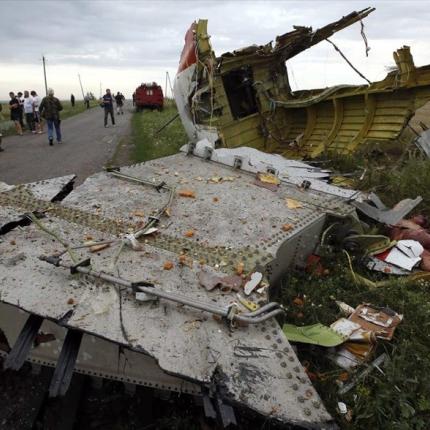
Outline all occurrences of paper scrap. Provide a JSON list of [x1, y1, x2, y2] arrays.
[[385, 239, 424, 271], [244, 272, 263, 295]]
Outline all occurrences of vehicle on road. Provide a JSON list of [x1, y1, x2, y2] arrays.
[[135, 82, 163, 112]]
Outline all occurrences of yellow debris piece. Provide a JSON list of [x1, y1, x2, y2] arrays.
[[286, 198, 303, 209]]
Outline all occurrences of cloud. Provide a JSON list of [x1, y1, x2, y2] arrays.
[[1, 0, 430, 98]]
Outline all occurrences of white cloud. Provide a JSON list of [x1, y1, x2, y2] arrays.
[[0, 0, 429, 99]]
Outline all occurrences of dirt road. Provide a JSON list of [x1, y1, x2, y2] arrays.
[[0, 103, 132, 185]]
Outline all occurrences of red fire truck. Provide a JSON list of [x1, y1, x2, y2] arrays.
[[134, 82, 164, 111]]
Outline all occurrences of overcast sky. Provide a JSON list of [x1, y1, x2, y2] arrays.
[[1, 0, 429, 100]]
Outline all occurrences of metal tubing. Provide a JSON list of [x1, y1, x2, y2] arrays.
[[108, 170, 170, 192], [237, 308, 284, 324], [41, 256, 284, 324], [138, 286, 228, 317], [241, 302, 281, 317]]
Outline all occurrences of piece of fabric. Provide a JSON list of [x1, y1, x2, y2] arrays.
[[282, 323, 346, 347]]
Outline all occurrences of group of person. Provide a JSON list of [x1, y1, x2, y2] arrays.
[[1, 88, 128, 151], [8, 89, 63, 146], [8, 90, 43, 136]]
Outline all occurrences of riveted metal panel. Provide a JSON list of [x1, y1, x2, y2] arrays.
[[0, 154, 355, 427]]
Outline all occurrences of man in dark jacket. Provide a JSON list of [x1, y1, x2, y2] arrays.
[[102, 88, 115, 127], [9, 92, 23, 136], [39, 88, 63, 146], [16, 91, 25, 129], [70, 94, 75, 107], [115, 91, 124, 115]]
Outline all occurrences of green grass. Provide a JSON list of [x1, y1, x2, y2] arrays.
[[289, 144, 430, 428], [326, 145, 430, 215], [281, 259, 430, 429], [130, 100, 188, 162], [0, 100, 94, 135], [60, 100, 95, 120]]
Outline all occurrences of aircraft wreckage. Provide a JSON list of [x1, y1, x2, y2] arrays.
[[174, 7, 430, 159], [0, 150, 422, 428], [0, 7, 427, 430]]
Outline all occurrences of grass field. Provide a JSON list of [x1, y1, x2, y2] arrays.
[[128, 103, 430, 429], [0, 100, 94, 135], [130, 100, 188, 163]]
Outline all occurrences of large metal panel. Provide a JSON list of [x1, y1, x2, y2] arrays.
[[0, 153, 355, 427]]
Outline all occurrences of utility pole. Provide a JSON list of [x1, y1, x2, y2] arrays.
[[166, 71, 173, 99], [78, 74, 85, 99], [42, 56, 48, 96]]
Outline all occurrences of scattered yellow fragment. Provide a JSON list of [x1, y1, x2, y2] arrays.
[[286, 198, 303, 209], [237, 294, 259, 311], [256, 172, 280, 185]]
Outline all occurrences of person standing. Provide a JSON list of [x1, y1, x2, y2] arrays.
[[70, 94, 75, 107], [102, 88, 115, 127], [132, 92, 136, 107], [23, 91, 36, 133], [115, 91, 124, 115], [39, 88, 63, 146], [84, 94, 90, 109], [16, 91, 25, 129], [120, 92, 125, 113], [31, 90, 43, 134], [9, 92, 23, 136]]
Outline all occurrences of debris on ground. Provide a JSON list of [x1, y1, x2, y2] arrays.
[[285, 301, 402, 371], [375, 240, 423, 271], [178, 189, 196, 198], [236, 294, 259, 312], [243, 271, 263, 295], [163, 260, 174, 270], [285, 198, 303, 209], [254, 172, 281, 191], [348, 304, 403, 341], [89, 243, 110, 253], [184, 229, 194, 237], [338, 353, 388, 395], [283, 323, 346, 347], [352, 194, 422, 225], [198, 268, 243, 292]]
